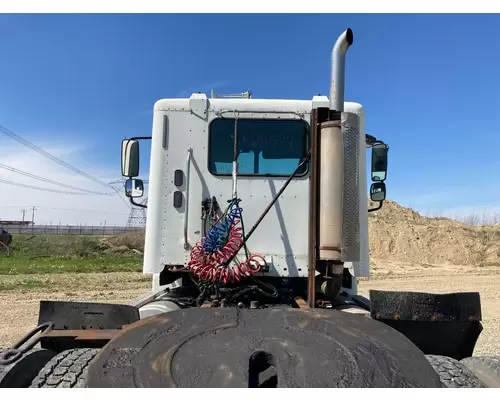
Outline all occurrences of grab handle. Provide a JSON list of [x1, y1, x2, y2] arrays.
[[183, 147, 192, 250]]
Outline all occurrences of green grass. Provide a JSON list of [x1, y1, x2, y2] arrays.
[[0, 233, 144, 275], [0, 276, 57, 291], [0, 255, 143, 275], [5, 234, 120, 258]]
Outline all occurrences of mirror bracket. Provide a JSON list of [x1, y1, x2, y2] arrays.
[[130, 197, 147, 209], [125, 178, 147, 209], [368, 201, 383, 213]]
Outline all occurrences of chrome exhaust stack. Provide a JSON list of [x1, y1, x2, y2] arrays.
[[318, 28, 355, 299], [329, 28, 354, 112]]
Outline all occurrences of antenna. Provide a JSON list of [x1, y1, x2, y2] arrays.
[[210, 89, 252, 99]]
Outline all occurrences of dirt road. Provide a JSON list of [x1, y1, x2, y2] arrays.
[[1, 265, 499, 356]]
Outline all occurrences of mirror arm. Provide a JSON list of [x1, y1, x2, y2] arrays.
[[130, 197, 147, 209], [128, 136, 152, 141], [368, 201, 384, 213], [366, 134, 377, 147]]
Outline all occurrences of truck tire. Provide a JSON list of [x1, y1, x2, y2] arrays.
[[460, 356, 500, 388], [30, 348, 100, 388], [0, 348, 56, 388], [425, 355, 486, 388]]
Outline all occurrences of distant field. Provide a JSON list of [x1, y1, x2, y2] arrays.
[[0, 233, 143, 280]]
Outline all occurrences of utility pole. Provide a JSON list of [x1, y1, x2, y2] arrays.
[[31, 206, 37, 233], [31, 206, 37, 224], [21, 209, 26, 234]]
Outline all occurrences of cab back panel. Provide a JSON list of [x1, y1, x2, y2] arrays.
[[143, 97, 369, 278], [158, 110, 311, 277]]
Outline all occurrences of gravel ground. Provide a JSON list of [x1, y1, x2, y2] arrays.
[[359, 267, 500, 357], [1, 269, 499, 357], [0, 272, 150, 348]]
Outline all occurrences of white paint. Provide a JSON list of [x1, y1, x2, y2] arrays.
[[143, 94, 370, 295]]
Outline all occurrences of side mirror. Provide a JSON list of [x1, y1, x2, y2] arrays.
[[125, 178, 144, 198], [370, 182, 386, 202], [121, 139, 140, 177], [371, 142, 389, 182]]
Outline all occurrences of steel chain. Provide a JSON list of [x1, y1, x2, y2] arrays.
[[0, 321, 55, 366]]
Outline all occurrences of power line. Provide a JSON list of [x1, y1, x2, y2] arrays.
[[109, 179, 149, 185], [0, 124, 114, 189], [0, 123, 131, 208], [113, 187, 132, 209], [0, 178, 96, 195], [0, 177, 132, 209], [111, 179, 150, 193], [0, 163, 114, 196]]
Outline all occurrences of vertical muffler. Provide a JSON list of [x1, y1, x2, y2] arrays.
[[318, 29, 354, 299]]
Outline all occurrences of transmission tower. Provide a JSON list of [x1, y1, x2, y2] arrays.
[[126, 196, 148, 227], [111, 179, 149, 228]]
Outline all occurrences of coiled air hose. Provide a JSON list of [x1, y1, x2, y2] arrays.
[[184, 150, 311, 286]]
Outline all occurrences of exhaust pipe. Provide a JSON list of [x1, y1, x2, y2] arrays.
[[329, 28, 354, 112], [318, 28, 354, 299]]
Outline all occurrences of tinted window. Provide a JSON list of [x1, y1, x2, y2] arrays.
[[208, 118, 309, 176]]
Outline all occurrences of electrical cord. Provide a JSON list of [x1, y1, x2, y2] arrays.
[[183, 198, 266, 285], [227, 279, 279, 302]]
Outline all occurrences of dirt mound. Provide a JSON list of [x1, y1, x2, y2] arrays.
[[369, 200, 500, 266]]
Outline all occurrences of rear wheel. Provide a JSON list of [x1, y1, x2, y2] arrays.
[[460, 356, 500, 388], [0, 348, 56, 388], [30, 348, 99, 388], [426, 355, 485, 388]]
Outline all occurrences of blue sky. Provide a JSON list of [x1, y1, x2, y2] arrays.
[[0, 13, 499, 223]]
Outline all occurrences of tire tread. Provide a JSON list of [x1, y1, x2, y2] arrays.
[[29, 348, 99, 388], [426, 354, 486, 388]]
